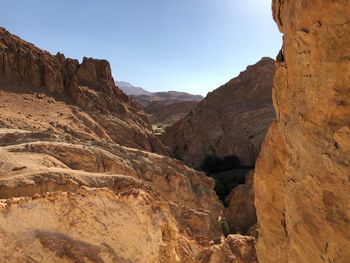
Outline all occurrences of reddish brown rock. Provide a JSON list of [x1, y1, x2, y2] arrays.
[[0, 27, 165, 153], [163, 57, 275, 169]]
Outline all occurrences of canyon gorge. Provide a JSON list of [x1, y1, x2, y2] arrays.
[[0, 0, 349, 262]]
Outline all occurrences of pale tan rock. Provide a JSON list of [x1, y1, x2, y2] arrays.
[[0, 187, 190, 263], [0, 187, 257, 263], [0, 127, 256, 261], [254, 122, 288, 262], [197, 235, 257, 263], [0, 128, 223, 241], [254, 1, 350, 262]]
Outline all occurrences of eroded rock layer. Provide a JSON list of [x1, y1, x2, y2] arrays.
[[254, 1, 350, 262], [0, 186, 257, 262], [0, 28, 257, 262], [0, 127, 259, 262], [0, 128, 222, 241]]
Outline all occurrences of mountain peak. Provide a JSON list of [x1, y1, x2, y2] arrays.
[[115, 81, 151, 96]]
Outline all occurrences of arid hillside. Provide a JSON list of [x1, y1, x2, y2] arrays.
[[0, 27, 166, 154], [0, 28, 258, 263], [163, 57, 275, 170]]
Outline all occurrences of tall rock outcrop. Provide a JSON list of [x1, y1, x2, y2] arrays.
[[254, 1, 350, 262], [163, 57, 275, 169], [0, 27, 165, 153]]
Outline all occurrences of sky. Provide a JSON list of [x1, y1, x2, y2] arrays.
[[0, 0, 281, 96]]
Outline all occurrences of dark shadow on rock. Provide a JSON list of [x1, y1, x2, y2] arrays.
[[200, 155, 253, 204]]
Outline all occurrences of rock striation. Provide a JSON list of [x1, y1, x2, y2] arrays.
[[0, 27, 165, 153], [162, 57, 275, 169], [254, 1, 350, 262]]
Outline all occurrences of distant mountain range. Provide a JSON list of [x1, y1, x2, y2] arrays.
[[115, 81, 152, 96], [115, 81, 203, 100], [134, 91, 203, 104], [115, 81, 203, 126]]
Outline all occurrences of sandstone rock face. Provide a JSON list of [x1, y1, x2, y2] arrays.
[[163, 57, 275, 169], [225, 171, 256, 234], [254, 122, 288, 261], [0, 188, 185, 263], [254, 1, 350, 262], [0, 127, 259, 262], [0, 184, 256, 262], [0, 27, 165, 153], [0, 128, 222, 240]]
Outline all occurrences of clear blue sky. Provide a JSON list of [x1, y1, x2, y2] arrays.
[[0, 0, 281, 96]]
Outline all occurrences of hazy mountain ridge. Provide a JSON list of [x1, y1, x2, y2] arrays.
[[115, 81, 151, 96], [116, 81, 204, 126], [116, 80, 203, 101]]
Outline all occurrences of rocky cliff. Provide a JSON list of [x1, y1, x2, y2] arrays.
[[0, 28, 257, 262], [0, 27, 165, 153], [163, 57, 275, 169], [254, 1, 350, 262]]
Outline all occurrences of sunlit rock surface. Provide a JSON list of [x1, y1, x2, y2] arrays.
[[254, 1, 350, 262]]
